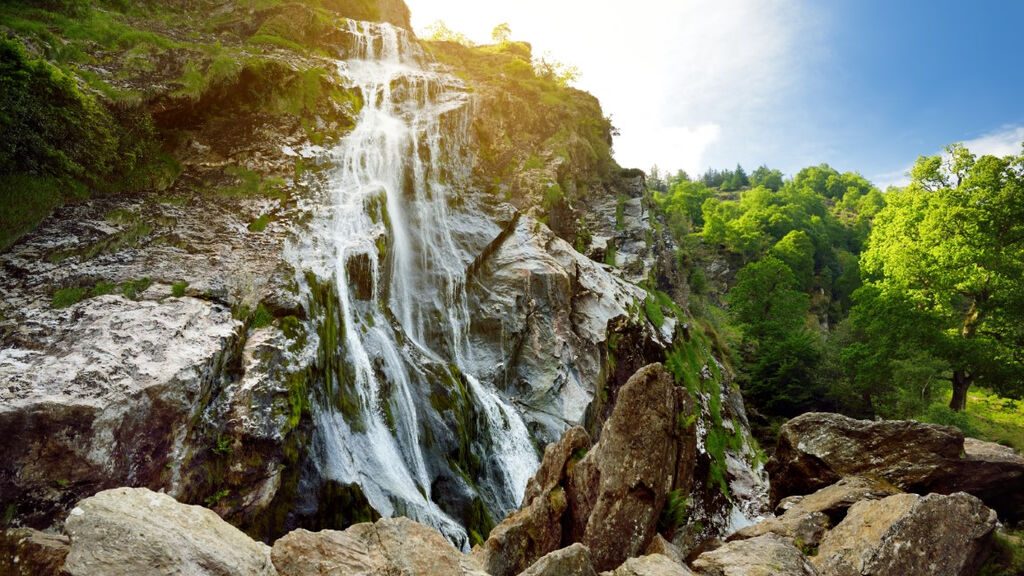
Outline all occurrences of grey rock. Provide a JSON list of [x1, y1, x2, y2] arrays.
[[812, 492, 996, 576], [730, 476, 900, 547], [62, 487, 276, 576], [603, 554, 696, 576], [691, 533, 818, 576], [766, 412, 962, 506], [518, 543, 597, 576], [0, 296, 243, 529], [272, 518, 486, 576]]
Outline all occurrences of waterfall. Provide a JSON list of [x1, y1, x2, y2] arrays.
[[286, 20, 539, 548]]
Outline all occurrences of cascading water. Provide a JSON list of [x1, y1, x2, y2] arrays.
[[286, 20, 539, 548]]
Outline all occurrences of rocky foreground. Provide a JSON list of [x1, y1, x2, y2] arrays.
[[3, 365, 1023, 576]]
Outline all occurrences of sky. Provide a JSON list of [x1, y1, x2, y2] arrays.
[[403, 0, 1024, 188]]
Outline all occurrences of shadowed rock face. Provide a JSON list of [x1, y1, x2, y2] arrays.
[[766, 412, 1024, 522], [767, 412, 963, 506], [812, 492, 997, 576], [0, 528, 70, 576]]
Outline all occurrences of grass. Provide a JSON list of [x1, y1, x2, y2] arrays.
[[919, 389, 1024, 452], [248, 213, 272, 232], [52, 287, 89, 309], [981, 529, 1024, 576], [172, 281, 189, 297]]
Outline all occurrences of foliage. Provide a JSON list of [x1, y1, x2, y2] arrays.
[[424, 20, 473, 46], [856, 143, 1024, 411], [52, 286, 89, 309], [171, 281, 189, 297], [980, 529, 1024, 576]]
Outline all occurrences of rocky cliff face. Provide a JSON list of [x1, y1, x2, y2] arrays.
[[0, 0, 766, 551]]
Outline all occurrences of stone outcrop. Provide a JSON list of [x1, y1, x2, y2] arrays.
[[691, 533, 818, 576], [475, 363, 697, 575], [271, 518, 486, 576], [518, 543, 598, 576], [603, 554, 697, 576], [767, 412, 963, 506], [0, 295, 244, 529], [730, 476, 900, 547], [812, 492, 996, 576], [767, 412, 1024, 522], [62, 487, 276, 576], [0, 528, 70, 576], [568, 364, 696, 571]]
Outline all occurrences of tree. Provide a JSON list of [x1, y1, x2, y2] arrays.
[[858, 143, 1024, 411], [727, 256, 809, 342], [770, 230, 815, 290], [751, 165, 784, 191], [491, 22, 511, 44]]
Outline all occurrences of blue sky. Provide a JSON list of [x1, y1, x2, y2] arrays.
[[404, 0, 1024, 187]]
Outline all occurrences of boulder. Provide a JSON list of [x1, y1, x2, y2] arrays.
[[569, 364, 696, 571], [271, 518, 485, 576], [474, 428, 589, 576], [477, 363, 697, 575], [602, 554, 696, 576], [62, 487, 275, 576], [0, 528, 70, 576], [644, 534, 686, 565], [517, 543, 597, 576], [0, 295, 243, 529], [767, 412, 962, 505], [812, 492, 996, 576], [691, 533, 818, 576], [939, 438, 1024, 523], [730, 476, 900, 547]]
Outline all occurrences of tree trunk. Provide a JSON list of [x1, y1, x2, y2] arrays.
[[949, 369, 972, 412]]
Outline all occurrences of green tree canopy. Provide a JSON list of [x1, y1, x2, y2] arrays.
[[857, 143, 1024, 410]]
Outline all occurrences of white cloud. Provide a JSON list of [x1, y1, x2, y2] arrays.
[[875, 125, 1024, 190], [404, 0, 819, 175], [961, 125, 1024, 158]]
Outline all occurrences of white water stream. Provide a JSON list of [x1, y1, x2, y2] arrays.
[[287, 20, 539, 547]]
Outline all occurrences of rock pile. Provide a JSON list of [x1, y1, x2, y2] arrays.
[[2, 379, 1015, 575]]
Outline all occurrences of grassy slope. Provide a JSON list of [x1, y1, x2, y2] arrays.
[[0, 0, 386, 252]]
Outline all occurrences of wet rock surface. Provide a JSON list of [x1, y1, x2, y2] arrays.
[[0, 295, 243, 529], [62, 487, 276, 576]]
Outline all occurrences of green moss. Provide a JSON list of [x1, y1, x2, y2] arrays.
[[644, 296, 664, 328], [120, 277, 152, 299], [0, 175, 70, 251], [248, 213, 272, 232], [171, 281, 189, 297], [52, 286, 88, 309]]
